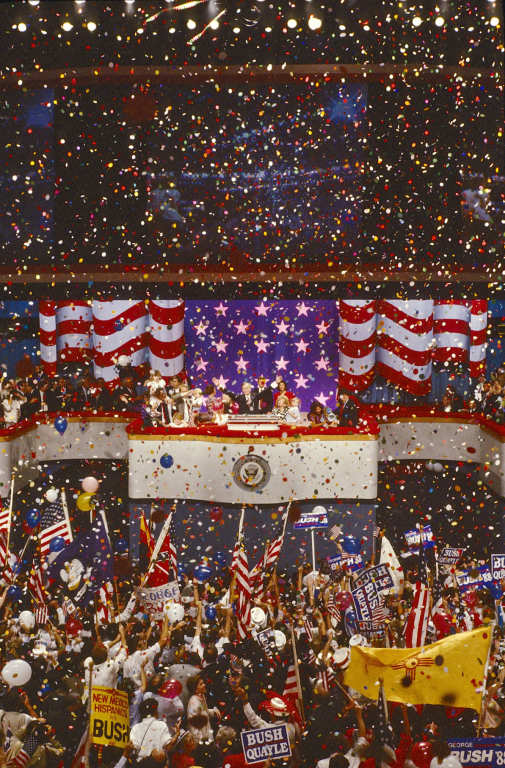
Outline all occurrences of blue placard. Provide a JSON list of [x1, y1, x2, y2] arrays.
[[294, 513, 328, 530], [352, 582, 382, 622], [448, 738, 505, 768], [241, 723, 291, 765], [353, 564, 394, 593], [404, 525, 435, 550], [457, 565, 502, 597]]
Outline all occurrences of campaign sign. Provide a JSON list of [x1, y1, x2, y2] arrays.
[[492, 555, 505, 581], [256, 627, 276, 655], [457, 566, 494, 592], [352, 582, 381, 622], [438, 547, 464, 566], [448, 738, 505, 768], [90, 687, 129, 748], [358, 619, 385, 638], [294, 512, 328, 530], [404, 526, 435, 550], [140, 580, 180, 619], [353, 564, 394, 593], [241, 724, 291, 765], [327, 555, 343, 580], [341, 552, 364, 573]]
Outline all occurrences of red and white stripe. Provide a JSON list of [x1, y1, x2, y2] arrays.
[[39, 300, 57, 376], [235, 545, 252, 639], [433, 301, 470, 364], [283, 663, 299, 697], [148, 299, 185, 379], [469, 300, 487, 378], [92, 300, 149, 382], [0, 530, 12, 584], [404, 582, 431, 648], [55, 301, 92, 363], [97, 581, 115, 625], [377, 300, 434, 396], [338, 300, 376, 392], [39, 520, 72, 558], [0, 498, 10, 533]]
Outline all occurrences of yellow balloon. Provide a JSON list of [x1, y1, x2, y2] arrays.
[[77, 492, 95, 512]]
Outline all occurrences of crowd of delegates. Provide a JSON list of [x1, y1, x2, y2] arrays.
[[0, 523, 503, 768], [1, 356, 505, 429]]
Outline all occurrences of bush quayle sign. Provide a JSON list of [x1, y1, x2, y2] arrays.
[[404, 526, 435, 550], [448, 738, 505, 767], [491, 555, 505, 581], [353, 564, 394, 593], [139, 580, 180, 619], [438, 547, 464, 566], [241, 724, 291, 765]]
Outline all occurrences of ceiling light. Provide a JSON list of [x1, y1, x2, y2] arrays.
[[287, 17, 297, 28], [209, 19, 220, 29], [233, 26, 240, 33], [87, 21, 97, 31], [434, 16, 445, 26], [412, 16, 422, 26], [28, 0, 40, 6], [490, 16, 500, 25], [61, 21, 74, 31], [308, 14, 322, 30], [17, 22, 27, 32], [187, 19, 196, 29]]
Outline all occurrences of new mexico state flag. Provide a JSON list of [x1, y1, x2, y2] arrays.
[[343, 626, 492, 711]]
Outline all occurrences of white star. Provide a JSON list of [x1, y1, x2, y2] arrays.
[[315, 319, 331, 335], [314, 392, 330, 407], [214, 302, 229, 317], [295, 338, 309, 354], [256, 338, 269, 353], [296, 302, 311, 317], [294, 373, 309, 389], [255, 302, 270, 317], [314, 356, 329, 371], [235, 356, 249, 373], [275, 356, 289, 371], [194, 320, 208, 337], [213, 339, 228, 354], [213, 374, 229, 390], [196, 358, 208, 372], [276, 319, 290, 335], [234, 319, 249, 335]]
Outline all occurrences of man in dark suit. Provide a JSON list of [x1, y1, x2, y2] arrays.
[[235, 382, 256, 415], [334, 389, 359, 428], [253, 376, 273, 414]]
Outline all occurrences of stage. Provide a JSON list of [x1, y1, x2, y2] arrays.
[[1, 408, 504, 501]]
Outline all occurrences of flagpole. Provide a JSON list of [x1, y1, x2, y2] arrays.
[[141, 506, 175, 587], [61, 488, 73, 541], [477, 621, 495, 734], [311, 529, 316, 574], [84, 661, 94, 768], [229, 505, 245, 603], [5, 469, 15, 553], [289, 624, 305, 724]]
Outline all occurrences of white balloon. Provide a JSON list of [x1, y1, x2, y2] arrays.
[[2, 659, 32, 687], [164, 602, 184, 625], [250, 607, 267, 628], [81, 476, 99, 493], [18, 611, 35, 631], [117, 355, 129, 367], [433, 462, 444, 473], [312, 505, 327, 516], [45, 488, 59, 503], [273, 629, 286, 650]]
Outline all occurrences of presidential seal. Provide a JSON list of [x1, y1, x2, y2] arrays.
[[233, 454, 271, 491]]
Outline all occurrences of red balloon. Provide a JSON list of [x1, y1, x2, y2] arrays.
[[210, 506, 223, 522], [158, 679, 182, 699]]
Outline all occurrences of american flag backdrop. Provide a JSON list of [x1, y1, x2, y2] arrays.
[[185, 300, 339, 411], [39, 493, 72, 559]]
